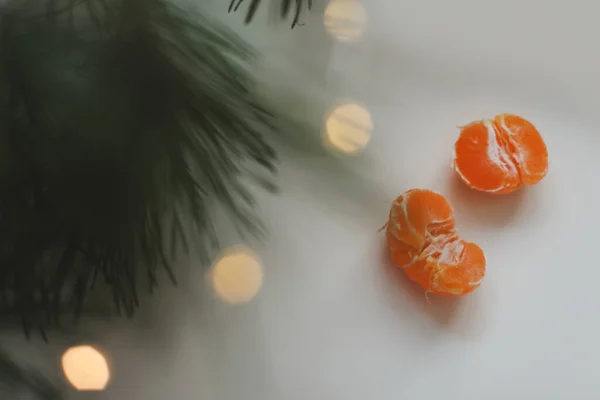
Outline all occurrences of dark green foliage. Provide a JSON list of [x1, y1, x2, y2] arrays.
[[0, 1, 317, 398], [229, 0, 313, 27], [0, 0, 287, 336]]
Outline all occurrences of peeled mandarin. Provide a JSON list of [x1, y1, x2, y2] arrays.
[[453, 114, 548, 194], [385, 189, 485, 296]]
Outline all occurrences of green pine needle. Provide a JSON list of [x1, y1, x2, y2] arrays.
[[229, 0, 313, 27]]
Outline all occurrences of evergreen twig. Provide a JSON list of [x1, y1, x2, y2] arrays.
[[229, 0, 313, 27], [0, 1, 323, 397], [0, 0, 292, 333]]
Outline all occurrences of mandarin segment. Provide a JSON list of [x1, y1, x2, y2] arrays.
[[453, 120, 520, 194], [434, 241, 485, 295], [453, 114, 548, 193], [387, 189, 454, 250], [385, 189, 486, 296], [494, 114, 548, 185]]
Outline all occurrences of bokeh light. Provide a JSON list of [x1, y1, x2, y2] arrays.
[[324, 102, 373, 155], [211, 246, 263, 304], [324, 0, 367, 42], [62, 345, 110, 391]]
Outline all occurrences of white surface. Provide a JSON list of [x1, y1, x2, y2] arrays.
[[61, 0, 600, 399]]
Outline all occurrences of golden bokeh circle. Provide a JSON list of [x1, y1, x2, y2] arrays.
[[324, 0, 367, 42], [61, 345, 110, 391], [211, 246, 264, 304], [324, 102, 373, 155]]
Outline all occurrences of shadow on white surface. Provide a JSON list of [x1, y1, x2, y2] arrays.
[[445, 171, 528, 228]]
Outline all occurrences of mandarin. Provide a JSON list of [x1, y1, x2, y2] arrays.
[[385, 189, 485, 296], [453, 114, 548, 194]]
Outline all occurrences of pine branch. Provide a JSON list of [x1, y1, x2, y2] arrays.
[[0, 0, 300, 333], [229, 0, 313, 27], [0, 0, 328, 397]]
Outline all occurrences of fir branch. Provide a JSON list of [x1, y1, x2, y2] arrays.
[[0, 0, 290, 333], [229, 0, 313, 27]]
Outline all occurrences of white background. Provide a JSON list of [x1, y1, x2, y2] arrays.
[[10, 0, 600, 399]]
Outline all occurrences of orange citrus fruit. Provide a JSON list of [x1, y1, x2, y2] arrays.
[[453, 114, 548, 194], [385, 189, 486, 296]]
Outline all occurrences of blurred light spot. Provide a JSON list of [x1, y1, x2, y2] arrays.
[[62, 345, 110, 391], [324, 103, 372, 154], [211, 246, 263, 304], [324, 0, 367, 41]]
